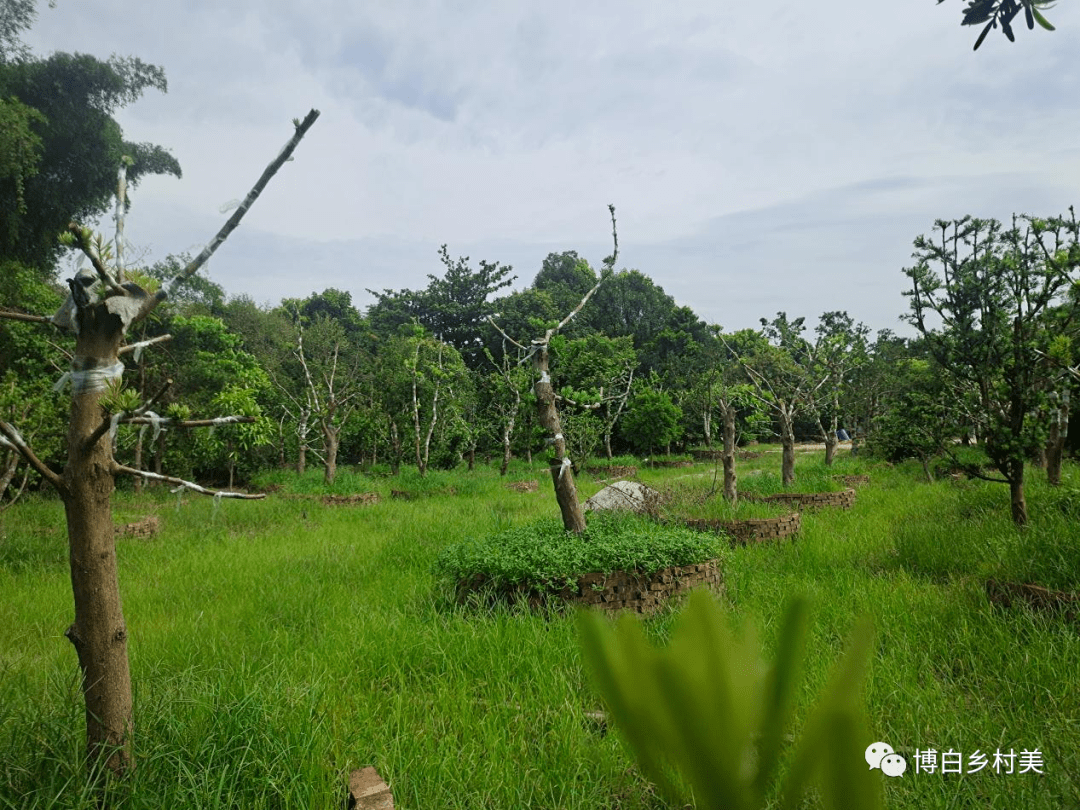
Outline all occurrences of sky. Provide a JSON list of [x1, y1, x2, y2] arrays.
[[24, 0, 1080, 337]]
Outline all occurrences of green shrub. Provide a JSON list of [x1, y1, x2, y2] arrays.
[[433, 512, 724, 593]]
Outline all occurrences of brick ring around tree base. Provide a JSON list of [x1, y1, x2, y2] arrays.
[[455, 559, 723, 615], [681, 512, 801, 546]]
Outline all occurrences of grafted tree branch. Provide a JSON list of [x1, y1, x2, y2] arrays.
[[113, 464, 266, 499], [165, 109, 321, 298]]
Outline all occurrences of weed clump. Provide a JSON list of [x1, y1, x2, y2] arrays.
[[433, 512, 724, 594]]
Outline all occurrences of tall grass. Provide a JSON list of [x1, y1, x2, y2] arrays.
[[1, 453, 1078, 808]]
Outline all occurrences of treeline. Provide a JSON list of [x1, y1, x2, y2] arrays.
[[2, 0, 1078, 528]]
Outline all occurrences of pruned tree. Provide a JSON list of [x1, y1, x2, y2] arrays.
[[903, 210, 1080, 525], [808, 311, 869, 466], [290, 314, 363, 485], [488, 205, 619, 534], [0, 109, 319, 776], [482, 345, 531, 475], [728, 315, 829, 487]]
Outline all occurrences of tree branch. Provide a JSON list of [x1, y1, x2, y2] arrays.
[[163, 109, 321, 299], [113, 464, 266, 499], [65, 223, 126, 296], [0, 308, 55, 325], [0, 420, 64, 492], [123, 415, 256, 429], [486, 316, 528, 351], [119, 334, 172, 355]]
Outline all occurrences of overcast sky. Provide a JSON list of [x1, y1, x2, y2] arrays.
[[25, 1, 1080, 336]]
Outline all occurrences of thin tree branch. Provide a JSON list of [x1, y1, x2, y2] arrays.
[[65, 223, 126, 296], [0, 308, 55, 325], [113, 464, 266, 499], [486, 316, 528, 351], [122, 415, 256, 429], [119, 334, 172, 355], [164, 109, 321, 299], [0, 420, 64, 491], [135, 378, 174, 415]]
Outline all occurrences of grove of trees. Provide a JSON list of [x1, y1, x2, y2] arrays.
[[2, 0, 1079, 781]]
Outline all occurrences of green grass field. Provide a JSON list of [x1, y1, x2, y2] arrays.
[[1, 449, 1078, 808]]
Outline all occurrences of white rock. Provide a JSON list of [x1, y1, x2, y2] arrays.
[[584, 480, 660, 513]]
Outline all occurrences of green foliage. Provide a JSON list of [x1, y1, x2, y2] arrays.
[[866, 357, 960, 464], [579, 591, 882, 810], [903, 212, 1080, 521], [0, 44, 180, 271], [620, 385, 682, 455], [433, 512, 724, 593]]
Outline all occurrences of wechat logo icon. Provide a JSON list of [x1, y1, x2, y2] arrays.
[[866, 742, 907, 778]]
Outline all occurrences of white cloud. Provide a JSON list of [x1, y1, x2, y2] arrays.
[[23, 0, 1080, 337]]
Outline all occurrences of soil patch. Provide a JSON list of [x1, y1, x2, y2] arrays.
[[322, 493, 381, 506]]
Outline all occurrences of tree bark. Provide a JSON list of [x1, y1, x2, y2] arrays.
[[0, 452, 18, 501], [1046, 387, 1068, 487], [1009, 459, 1028, 527], [779, 409, 796, 488], [722, 402, 737, 505], [534, 345, 586, 533], [323, 422, 338, 485], [389, 420, 401, 475], [824, 435, 837, 466], [63, 328, 132, 776]]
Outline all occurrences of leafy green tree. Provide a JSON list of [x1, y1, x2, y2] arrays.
[[551, 332, 637, 458], [367, 247, 515, 369], [0, 37, 181, 272], [734, 315, 829, 487], [621, 383, 683, 456], [904, 211, 1080, 525], [866, 356, 962, 481], [808, 311, 869, 466]]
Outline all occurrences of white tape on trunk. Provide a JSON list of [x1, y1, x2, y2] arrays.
[[58, 360, 124, 395]]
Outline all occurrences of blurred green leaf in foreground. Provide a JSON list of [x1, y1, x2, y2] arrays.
[[578, 591, 885, 810]]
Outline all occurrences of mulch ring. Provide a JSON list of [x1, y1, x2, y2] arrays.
[[644, 460, 694, 469], [505, 480, 539, 493], [985, 579, 1080, 624], [322, 493, 381, 506], [737, 451, 763, 461], [586, 465, 638, 480], [115, 516, 160, 539]]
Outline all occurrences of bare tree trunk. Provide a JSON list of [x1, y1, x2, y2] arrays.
[[297, 406, 309, 475], [1046, 387, 1068, 486], [1009, 459, 1027, 527], [153, 431, 164, 479], [779, 409, 796, 488], [722, 402, 737, 505], [824, 435, 837, 466], [703, 408, 712, 449], [420, 361, 440, 476], [500, 413, 515, 476], [411, 344, 425, 476], [323, 423, 338, 485], [0, 452, 18, 501], [534, 345, 586, 533], [390, 420, 401, 475], [63, 341, 133, 776]]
